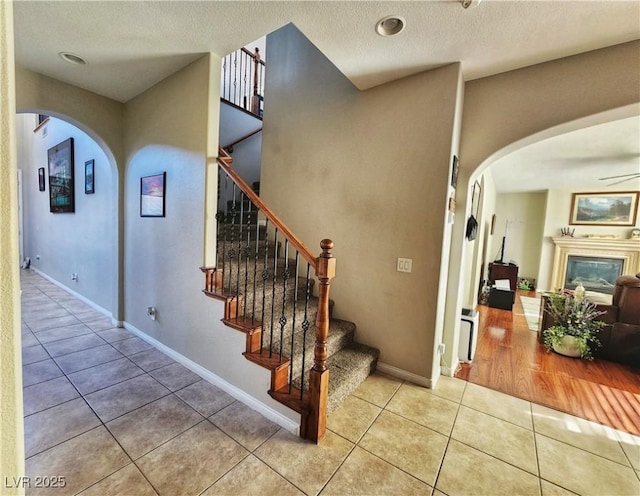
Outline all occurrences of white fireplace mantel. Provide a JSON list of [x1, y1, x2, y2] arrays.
[[551, 237, 640, 292]]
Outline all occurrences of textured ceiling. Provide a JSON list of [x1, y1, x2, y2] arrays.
[[13, 1, 640, 102], [11, 1, 640, 193]]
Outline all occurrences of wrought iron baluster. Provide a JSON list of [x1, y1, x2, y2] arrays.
[[232, 51, 238, 106], [260, 220, 270, 353], [228, 184, 237, 296], [252, 215, 260, 327], [269, 229, 279, 357], [226, 54, 232, 103], [300, 262, 312, 399], [235, 193, 245, 320], [288, 252, 300, 393], [278, 241, 290, 361], [221, 173, 230, 293], [243, 200, 253, 323]]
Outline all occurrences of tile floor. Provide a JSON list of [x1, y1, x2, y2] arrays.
[[17, 271, 640, 495]]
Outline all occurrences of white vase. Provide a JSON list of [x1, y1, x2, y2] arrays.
[[552, 335, 581, 358]]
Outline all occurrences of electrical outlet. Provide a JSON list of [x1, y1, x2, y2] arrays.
[[71, 273, 78, 281], [438, 343, 446, 355], [147, 306, 157, 321], [396, 258, 412, 273]]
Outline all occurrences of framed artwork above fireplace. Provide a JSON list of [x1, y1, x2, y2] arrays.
[[569, 191, 638, 226]]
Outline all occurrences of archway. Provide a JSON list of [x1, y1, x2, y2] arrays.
[[16, 110, 121, 323]]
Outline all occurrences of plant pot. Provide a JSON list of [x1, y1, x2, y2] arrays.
[[552, 335, 581, 358]]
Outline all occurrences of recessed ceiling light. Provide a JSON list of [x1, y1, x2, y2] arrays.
[[375, 16, 405, 37], [58, 52, 88, 65]]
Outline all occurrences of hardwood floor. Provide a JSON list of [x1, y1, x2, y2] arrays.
[[455, 291, 640, 436]]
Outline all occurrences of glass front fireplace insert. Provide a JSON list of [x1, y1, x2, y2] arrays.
[[564, 255, 623, 295]]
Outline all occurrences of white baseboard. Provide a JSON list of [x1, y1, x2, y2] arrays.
[[376, 361, 433, 388], [440, 357, 461, 378], [123, 322, 300, 435]]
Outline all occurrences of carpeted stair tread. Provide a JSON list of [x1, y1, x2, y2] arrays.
[[325, 343, 379, 413]]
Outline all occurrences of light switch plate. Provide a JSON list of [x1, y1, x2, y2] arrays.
[[397, 258, 412, 273]]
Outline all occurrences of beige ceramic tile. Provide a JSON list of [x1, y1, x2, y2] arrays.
[[175, 379, 235, 417], [430, 375, 467, 403], [110, 336, 154, 356], [532, 403, 629, 466], [137, 421, 248, 496], [82, 315, 116, 332], [78, 463, 158, 496], [21, 331, 39, 348], [385, 382, 459, 435], [359, 410, 448, 487], [202, 454, 303, 496], [149, 362, 202, 392], [107, 394, 203, 459], [327, 395, 381, 443], [617, 431, 640, 471], [22, 358, 63, 387], [26, 426, 130, 496], [352, 372, 402, 407], [27, 315, 82, 333], [255, 428, 353, 496], [24, 398, 100, 458], [321, 446, 432, 496], [67, 357, 145, 395], [432, 490, 447, 496], [33, 323, 92, 344], [436, 439, 540, 496], [452, 405, 538, 475], [209, 401, 280, 451], [54, 344, 124, 374], [42, 333, 107, 358], [536, 433, 640, 496], [96, 327, 135, 343], [84, 374, 170, 422], [540, 479, 578, 495], [57, 298, 93, 315], [128, 348, 175, 372], [23, 376, 79, 416], [22, 344, 50, 365], [22, 305, 71, 323], [461, 382, 533, 429]]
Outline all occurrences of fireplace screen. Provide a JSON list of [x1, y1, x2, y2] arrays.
[[565, 255, 623, 294]]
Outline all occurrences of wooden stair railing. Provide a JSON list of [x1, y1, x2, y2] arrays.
[[201, 147, 334, 443]]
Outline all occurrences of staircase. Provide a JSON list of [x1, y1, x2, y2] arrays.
[[201, 148, 379, 442]]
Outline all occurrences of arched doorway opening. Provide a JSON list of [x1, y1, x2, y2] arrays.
[[16, 111, 121, 323]]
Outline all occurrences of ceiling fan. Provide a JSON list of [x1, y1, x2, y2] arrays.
[[598, 172, 640, 186]]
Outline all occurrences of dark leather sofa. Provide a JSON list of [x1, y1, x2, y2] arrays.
[[595, 273, 640, 367]]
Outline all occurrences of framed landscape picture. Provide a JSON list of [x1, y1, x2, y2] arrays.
[[140, 172, 166, 217], [48, 138, 75, 213], [570, 191, 639, 226]]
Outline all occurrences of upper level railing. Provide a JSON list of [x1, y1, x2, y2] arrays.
[[201, 147, 334, 442], [221, 47, 265, 118]]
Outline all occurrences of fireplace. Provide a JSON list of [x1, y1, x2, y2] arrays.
[[564, 255, 623, 294], [551, 237, 640, 293]]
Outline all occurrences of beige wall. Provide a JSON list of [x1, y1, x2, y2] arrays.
[[0, 0, 25, 492], [261, 25, 461, 380], [489, 192, 547, 282]]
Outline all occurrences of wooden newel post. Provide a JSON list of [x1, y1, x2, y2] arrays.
[[307, 239, 335, 443]]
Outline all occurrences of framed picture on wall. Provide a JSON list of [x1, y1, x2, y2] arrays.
[[84, 159, 95, 194], [569, 191, 639, 226], [47, 137, 75, 213], [140, 172, 166, 217], [38, 167, 45, 191], [450, 155, 459, 189]]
